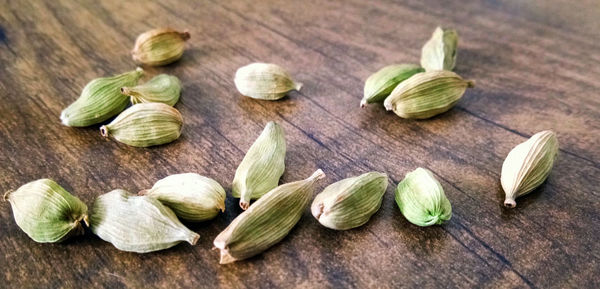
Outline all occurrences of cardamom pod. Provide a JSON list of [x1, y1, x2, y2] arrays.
[[214, 169, 325, 264], [234, 63, 302, 100], [4, 179, 88, 243], [361, 64, 424, 107], [121, 74, 181, 106], [232, 121, 286, 210], [140, 173, 226, 222], [100, 103, 183, 147], [501, 130, 559, 208], [60, 68, 144, 127], [395, 168, 452, 226], [132, 28, 190, 66], [90, 189, 199, 253], [311, 172, 388, 230], [421, 26, 458, 71], [383, 70, 474, 119]]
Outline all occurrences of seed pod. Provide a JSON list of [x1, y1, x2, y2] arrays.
[[214, 169, 325, 264], [501, 130, 559, 208], [234, 63, 302, 100], [383, 71, 474, 119], [132, 28, 190, 66], [61, 68, 144, 127], [121, 74, 181, 106], [232, 121, 286, 210], [311, 172, 388, 230], [140, 173, 226, 222], [4, 179, 88, 243], [421, 27, 458, 71], [395, 168, 452, 226], [100, 103, 183, 147], [90, 189, 199, 253], [361, 64, 424, 107]]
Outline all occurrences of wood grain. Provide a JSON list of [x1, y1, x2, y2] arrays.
[[1, 0, 599, 288]]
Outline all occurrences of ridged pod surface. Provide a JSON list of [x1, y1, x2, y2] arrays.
[[132, 28, 190, 66], [234, 63, 302, 100], [121, 74, 181, 106], [361, 64, 424, 107], [421, 26, 459, 71]]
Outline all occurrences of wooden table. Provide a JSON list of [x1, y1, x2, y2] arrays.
[[1, 0, 599, 288]]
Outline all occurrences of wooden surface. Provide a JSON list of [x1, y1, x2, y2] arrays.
[[1, 0, 599, 288]]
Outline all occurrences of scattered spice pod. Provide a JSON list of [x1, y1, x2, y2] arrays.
[[100, 103, 183, 147], [90, 189, 199, 253], [132, 28, 190, 66], [214, 169, 325, 264], [4, 179, 88, 243], [140, 173, 226, 222], [395, 168, 452, 226], [232, 121, 286, 210], [361, 64, 424, 108], [121, 74, 182, 106], [501, 130, 559, 208], [234, 62, 302, 100], [61, 68, 144, 127], [421, 26, 458, 71], [312, 172, 388, 230]]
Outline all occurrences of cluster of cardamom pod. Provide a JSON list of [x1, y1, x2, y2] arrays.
[[60, 28, 190, 147]]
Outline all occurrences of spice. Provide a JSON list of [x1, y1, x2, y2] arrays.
[[361, 64, 424, 107], [121, 74, 181, 106], [132, 28, 190, 66], [234, 63, 302, 100], [421, 26, 458, 71], [395, 168, 452, 226]]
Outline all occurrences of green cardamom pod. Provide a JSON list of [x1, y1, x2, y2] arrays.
[[121, 74, 181, 106], [232, 121, 286, 210], [60, 68, 144, 127], [234, 62, 302, 100], [361, 64, 424, 107], [100, 103, 183, 147], [4, 179, 88, 243], [383, 70, 474, 119], [140, 173, 226, 221], [501, 130, 558, 208], [90, 189, 199, 253], [395, 168, 452, 226], [214, 169, 325, 264], [132, 28, 190, 66], [421, 26, 458, 71], [311, 172, 388, 230]]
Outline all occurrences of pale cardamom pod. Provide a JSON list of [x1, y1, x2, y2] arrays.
[[383, 70, 474, 119], [4, 179, 88, 243], [501, 130, 559, 208], [100, 103, 183, 147], [361, 64, 424, 107], [121, 74, 181, 106], [61, 68, 144, 127], [140, 173, 226, 222], [311, 172, 388, 230], [421, 26, 458, 71], [395, 168, 452, 226], [132, 28, 190, 66], [90, 189, 199, 253], [214, 169, 325, 264], [232, 121, 286, 210], [234, 63, 302, 100]]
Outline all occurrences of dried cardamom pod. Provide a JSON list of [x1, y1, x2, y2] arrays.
[[232, 121, 286, 210], [100, 103, 183, 147], [214, 169, 325, 264], [421, 26, 458, 71], [61, 68, 144, 127], [395, 168, 452, 226], [361, 64, 424, 107], [132, 28, 190, 66], [90, 189, 199, 253], [4, 179, 88, 243], [121, 74, 181, 106], [501, 130, 559, 208], [383, 70, 474, 119], [311, 172, 388, 230], [140, 173, 226, 222], [234, 62, 302, 100]]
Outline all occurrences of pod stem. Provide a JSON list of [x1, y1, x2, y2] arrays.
[[308, 169, 325, 182], [180, 30, 191, 41], [466, 80, 476, 88], [3, 190, 13, 201], [99, 126, 110, 138], [187, 232, 200, 245], [239, 198, 250, 210], [504, 198, 517, 208], [360, 99, 367, 108]]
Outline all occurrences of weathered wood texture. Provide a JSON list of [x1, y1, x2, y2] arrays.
[[1, 0, 599, 288]]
